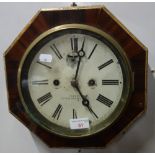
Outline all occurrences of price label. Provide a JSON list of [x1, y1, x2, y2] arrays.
[[69, 118, 90, 130], [39, 54, 52, 63]]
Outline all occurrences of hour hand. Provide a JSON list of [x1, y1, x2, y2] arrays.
[[74, 50, 85, 80], [73, 38, 86, 80]]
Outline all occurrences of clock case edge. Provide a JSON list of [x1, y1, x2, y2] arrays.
[[4, 5, 148, 148]]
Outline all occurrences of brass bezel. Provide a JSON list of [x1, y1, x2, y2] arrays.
[[17, 24, 133, 138]]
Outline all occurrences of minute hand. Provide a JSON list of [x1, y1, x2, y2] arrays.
[[74, 83, 85, 101], [74, 84, 98, 119]]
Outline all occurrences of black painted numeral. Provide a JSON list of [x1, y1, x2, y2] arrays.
[[71, 37, 78, 52], [88, 44, 98, 59], [36, 61, 52, 69], [97, 94, 113, 107], [80, 38, 85, 51], [98, 59, 113, 70], [52, 104, 63, 120], [32, 80, 48, 85], [73, 109, 77, 119], [37, 92, 52, 106], [50, 44, 63, 59], [102, 80, 119, 85]]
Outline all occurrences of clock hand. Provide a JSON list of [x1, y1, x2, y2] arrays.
[[80, 38, 85, 52], [71, 81, 98, 119], [74, 38, 86, 80], [86, 104, 98, 119], [74, 57, 81, 80], [82, 98, 98, 119], [72, 38, 98, 118], [72, 81, 85, 101]]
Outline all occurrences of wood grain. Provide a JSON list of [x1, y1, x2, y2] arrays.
[[4, 6, 147, 147]]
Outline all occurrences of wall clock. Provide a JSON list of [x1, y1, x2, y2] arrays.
[[4, 5, 148, 147]]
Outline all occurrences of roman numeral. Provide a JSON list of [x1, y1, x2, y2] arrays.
[[37, 92, 52, 106], [97, 94, 113, 107], [88, 44, 98, 59], [32, 80, 48, 85], [52, 104, 63, 120], [50, 44, 63, 59], [80, 38, 85, 51], [102, 80, 119, 85], [71, 37, 78, 52], [36, 61, 52, 69], [98, 59, 113, 70], [73, 109, 77, 119]]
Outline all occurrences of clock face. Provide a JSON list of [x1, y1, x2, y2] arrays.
[[18, 25, 132, 137]]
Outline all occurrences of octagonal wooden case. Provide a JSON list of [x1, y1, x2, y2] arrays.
[[4, 5, 148, 147]]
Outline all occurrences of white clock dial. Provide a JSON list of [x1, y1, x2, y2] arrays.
[[19, 25, 132, 137]]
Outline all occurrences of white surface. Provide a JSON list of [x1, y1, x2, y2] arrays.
[[70, 118, 90, 129], [0, 2, 155, 153], [28, 30, 124, 132], [39, 54, 53, 63]]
